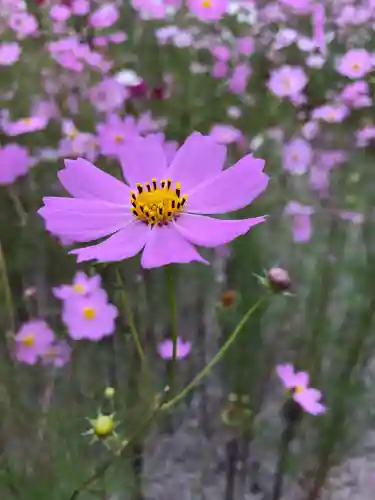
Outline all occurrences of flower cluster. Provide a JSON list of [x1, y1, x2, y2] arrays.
[[54, 271, 118, 340]]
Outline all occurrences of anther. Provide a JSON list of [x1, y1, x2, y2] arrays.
[[171, 200, 175, 209], [145, 183, 151, 192], [167, 211, 172, 217], [167, 179, 172, 190], [152, 178, 157, 190], [131, 192, 136, 200], [136, 184, 143, 194], [132, 209, 138, 216], [181, 197, 187, 206], [175, 182, 181, 197], [131, 201, 136, 208], [158, 206, 163, 216], [161, 180, 166, 188], [177, 202, 181, 209]]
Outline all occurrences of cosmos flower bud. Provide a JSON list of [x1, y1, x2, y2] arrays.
[[104, 386, 115, 399], [90, 414, 115, 438], [267, 267, 292, 293]]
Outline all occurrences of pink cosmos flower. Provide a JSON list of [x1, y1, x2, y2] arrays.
[[53, 271, 102, 300], [96, 114, 140, 158], [311, 104, 348, 123], [38, 132, 268, 268], [0, 42, 21, 66], [209, 124, 242, 145], [276, 363, 326, 416], [62, 290, 118, 340], [89, 4, 119, 29], [0, 144, 31, 185], [41, 340, 71, 367], [72, 0, 90, 15], [356, 125, 375, 147], [15, 320, 55, 365], [283, 138, 312, 175], [285, 201, 314, 243], [132, 0, 168, 19], [3, 116, 48, 136], [158, 337, 192, 359], [340, 81, 371, 108], [212, 60, 228, 79], [9, 12, 38, 38], [187, 0, 228, 21], [50, 5, 71, 21], [228, 63, 251, 94], [337, 48, 373, 79], [236, 37, 254, 56], [89, 78, 128, 113], [268, 65, 308, 98]]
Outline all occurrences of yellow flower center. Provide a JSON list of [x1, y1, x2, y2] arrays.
[[83, 306, 96, 320], [130, 178, 187, 226], [328, 111, 336, 121], [202, 0, 211, 6], [114, 134, 123, 143], [93, 415, 114, 437], [23, 117, 32, 125], [295, 385, 304, 393], [73, 283, 85, 294], [352, 62, 360, 71], [67, 128, 78, 139], [22, 334, 35, 347]]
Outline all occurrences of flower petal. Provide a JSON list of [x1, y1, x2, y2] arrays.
[[174, 214, 265, 247], [294, 389, 326, 415], [168, 132, 226, 191], [70, 221, 149, 263], [59, 158, 131, 203], [38, 197, 131, 242], [294, 371, 309, 388], [141, 224, 208, 269], [276, 363, 296, 389], [186, 155, 268, 214], [120, 135, 168, 187]]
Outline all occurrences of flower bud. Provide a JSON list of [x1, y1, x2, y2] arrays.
[[267, 267, 292, 293], [92, 414, 115, 438], [104, 387, 115, 399]]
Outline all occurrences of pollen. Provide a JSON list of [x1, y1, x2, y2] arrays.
[[114, 134, 123, 143], [83, 306, 96, 320], [352, 62, 360, 71], [22, 334, 35, 347], [202, 0, 211, 6], [23, 117, 32, 125], [73, 283, 85, 294], [295, 385, 304, 393], [130, 178, 187, 226]]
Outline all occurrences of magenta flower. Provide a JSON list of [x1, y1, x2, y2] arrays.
[[89, 4, 119, 29], [228, 63, 251, 94], [89, 78, 128, 113], [50, 5, 71, 21], [41, 340, 71, 367], [53, 271, 102, 300], [157, 337, 192, 359], [209, 124, 242, 145], [187, 0, 228, 21], [285, 201, 314, 243], [276, 363, 326, 416], [311, 104, 348, 123], [62, 290, 118, 340], [96, 114, 140, 159], [268, 65, 308, 98], [9, 12, 38, 38], [15, 320, 55, 365], [283, 138, 312, 175], [3, 116, 48, 136], [0, 144, 31, 185], [38, 132, 268, 268], [337, 48, 373, 79], [0, 42, 21, 66]]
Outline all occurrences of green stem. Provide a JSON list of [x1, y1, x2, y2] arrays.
[[166, 266, 178, 392], [115, 269, 145, 362], [162, 295, 267, 411]]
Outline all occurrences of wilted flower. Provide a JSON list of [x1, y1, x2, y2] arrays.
[[157, 337, 192, 359], [39, 132, 268, 268], [267, 268, 292, 293], [276, 364, 326, 416], [41, 340, 71, 367], [15, 320, 55, 365]]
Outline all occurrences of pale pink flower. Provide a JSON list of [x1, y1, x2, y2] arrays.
[[337, 48, 373, 79], [188, 0, 228, 21], [0, 42, 21, 66], [157, 337, 192, 359], [89, 4, 119, 29], [53, 271, 102, 300], [15, 320, 55, 365], [268, 65, 307, 98]]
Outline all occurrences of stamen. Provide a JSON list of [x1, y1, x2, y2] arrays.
[[130, 177, 187, 226]]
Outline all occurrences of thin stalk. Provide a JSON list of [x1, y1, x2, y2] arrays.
[[162, 295, 267, 411], [166, 266, 178, 393], [115, 269, 145, 362]]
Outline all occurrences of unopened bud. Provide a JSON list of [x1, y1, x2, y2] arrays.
[[220, 290, 237, 308], [104, 387, 115, 399], [267, 267, 291, 293], [92, 414, 115, 438]]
